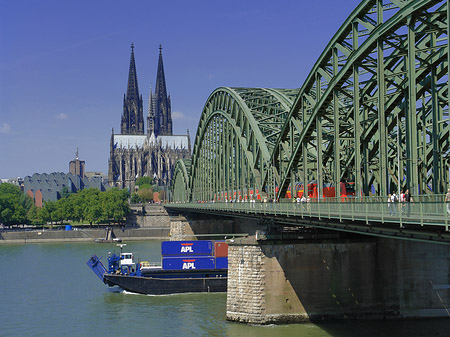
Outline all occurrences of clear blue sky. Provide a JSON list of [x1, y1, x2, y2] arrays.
[[0, 0, 358, 179]]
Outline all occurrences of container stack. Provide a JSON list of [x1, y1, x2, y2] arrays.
[[161, 241, 228, 270]]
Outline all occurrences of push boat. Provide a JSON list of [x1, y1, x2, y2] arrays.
[[87, 241, 228, 295]]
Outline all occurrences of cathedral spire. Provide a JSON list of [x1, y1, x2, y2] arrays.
[[155, 44, 168, 106], [126, 43, 139, 100], [121, 43, 144, 135], [153, 44, 172, 136]]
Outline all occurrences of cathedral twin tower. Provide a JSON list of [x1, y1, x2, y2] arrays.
[[109, 44, 191, 189], [121, 43, 173, 137]]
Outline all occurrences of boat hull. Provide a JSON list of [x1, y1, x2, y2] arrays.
[[104, 273, 227, 295]]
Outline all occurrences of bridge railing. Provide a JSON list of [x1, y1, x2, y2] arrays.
[[166, 195, 449, 231]]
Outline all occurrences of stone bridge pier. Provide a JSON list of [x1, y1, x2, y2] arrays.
[[226, 237, 450, 324]]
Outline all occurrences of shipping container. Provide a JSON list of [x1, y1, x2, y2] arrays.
[[162, 256, 216, 270], [161, 241, 213, 256], [214, 242, 228, 257], [215, 257, 228, 269]]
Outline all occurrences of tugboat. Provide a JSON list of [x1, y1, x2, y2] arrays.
[[87, 241, 228, 295]]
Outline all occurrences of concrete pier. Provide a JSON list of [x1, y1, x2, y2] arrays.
[[226, 237, 450, 324]]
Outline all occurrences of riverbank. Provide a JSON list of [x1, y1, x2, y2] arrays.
[[0, 227, 169, 244]]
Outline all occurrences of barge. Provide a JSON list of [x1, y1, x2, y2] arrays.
[[87, 241, 228, 295]]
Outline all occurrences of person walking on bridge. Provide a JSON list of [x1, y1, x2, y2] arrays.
[[388, 194, 393, 216], [445, 189, 450, 215], [391, 192, 398, 216], [404, 189, 413, 217]]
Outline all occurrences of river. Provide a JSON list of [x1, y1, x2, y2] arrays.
[[1, 240, 449, 336]]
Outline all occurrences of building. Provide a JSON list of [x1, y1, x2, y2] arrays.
[[24, 152, 108, 207], [69, 148, 85, 178], [0, 177, 24, 191], [24, 172, 108, 207], [108, 44, 191, 190]]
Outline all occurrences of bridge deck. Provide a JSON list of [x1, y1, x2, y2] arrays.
[[166, 199, 450, 244]]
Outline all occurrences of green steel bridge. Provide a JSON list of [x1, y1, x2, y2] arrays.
[[168, 0, 450, 244]]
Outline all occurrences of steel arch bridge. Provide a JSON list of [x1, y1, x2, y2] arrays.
[[172, 0, 450, 203]]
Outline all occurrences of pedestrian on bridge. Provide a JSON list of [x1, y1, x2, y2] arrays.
[[404, 189, 413, 217], [445, 189, 450, 215], [391, 192, 398, 216], [388, 194, 394, 216]]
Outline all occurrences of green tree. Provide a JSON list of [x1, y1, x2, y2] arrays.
[[43, 200, 56, 224], [130, 193, 141, 203], [38, 204, 51, 225], [27, 205, 41, 225], [137, 186, 153, 202], [0, 183, 32, 226], [135, 177, 154, 186], [60, 186, 71, 199], [100, 188, 130, 224], [78, 188, 101, 225], [69, 192, 83, 222]]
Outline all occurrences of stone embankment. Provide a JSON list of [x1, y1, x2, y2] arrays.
[[0, 204, 171, 244], [127, 204, 171, 228], [0, 227, 169, 244]]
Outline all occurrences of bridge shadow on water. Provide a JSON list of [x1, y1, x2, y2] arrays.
[[314, 319, 450, 337]]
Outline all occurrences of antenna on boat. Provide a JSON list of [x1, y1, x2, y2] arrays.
[[117, 243, 127, 253]]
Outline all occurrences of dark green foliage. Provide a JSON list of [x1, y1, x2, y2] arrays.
[[135, 177, 154, 186], [0, 183, 33, 226], [60, 186, 71, 199], [0, 184, 130, 226], [130, 193, 141, 203]]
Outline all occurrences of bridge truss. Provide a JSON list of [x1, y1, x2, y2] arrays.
[[172, 0, 450, 203]]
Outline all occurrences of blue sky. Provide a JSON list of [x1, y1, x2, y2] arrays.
[[0, 0, 358, 179]]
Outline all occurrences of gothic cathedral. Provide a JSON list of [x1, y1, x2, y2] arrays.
[[108, 44, 191, 190]]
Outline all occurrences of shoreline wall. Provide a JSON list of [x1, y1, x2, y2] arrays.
[[0, 227, 169, 244]]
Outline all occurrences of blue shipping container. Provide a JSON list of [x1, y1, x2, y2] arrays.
[[216, 257, 228, 269], [161, 241, 213, 256], [162, 256, 216, 270]]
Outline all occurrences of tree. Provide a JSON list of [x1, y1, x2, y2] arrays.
[[0, 183, 32, 226], [60, 186, 71, 199], [137, 186, 153, 202], [38, 205, 51, 225], [100, 188, 130, 224], [135, 177, 154, 186], [130, 193, 141, 203], [159, 190, 166, 201], [27, 205, 41, 225]]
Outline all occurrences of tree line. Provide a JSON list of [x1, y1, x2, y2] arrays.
[[0, 183, 130, 226]]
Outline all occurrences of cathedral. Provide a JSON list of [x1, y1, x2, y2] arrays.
[[108, 44, 191, 190]]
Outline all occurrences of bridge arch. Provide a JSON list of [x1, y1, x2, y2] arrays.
[[272, 0, 449, 199], [171, 159, 191, 202], [172, 0, 449, 202], [174, 87, 297, 202]]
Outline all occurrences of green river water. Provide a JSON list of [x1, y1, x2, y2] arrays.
[[1, 240, 449, 336]]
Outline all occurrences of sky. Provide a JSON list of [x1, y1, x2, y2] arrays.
[[0, 0, 359, 179]]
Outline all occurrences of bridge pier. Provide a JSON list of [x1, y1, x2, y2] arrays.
[[226, 237, 450, 324], [168, 212, 268, 240], [169, 215, 235, 240]]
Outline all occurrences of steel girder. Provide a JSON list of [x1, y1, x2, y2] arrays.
[[273, 0, 450, 199]]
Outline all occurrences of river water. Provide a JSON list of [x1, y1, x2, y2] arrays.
[[1, 240, 449, 336]]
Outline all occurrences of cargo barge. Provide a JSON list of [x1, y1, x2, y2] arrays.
[[87, 241, 228, 295]]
